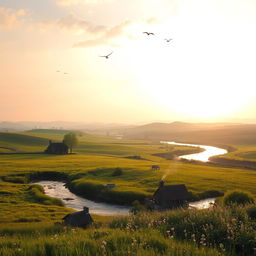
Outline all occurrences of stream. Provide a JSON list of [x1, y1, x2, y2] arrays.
[[35, 180, 130, 216], [34, 142, 226, 215]]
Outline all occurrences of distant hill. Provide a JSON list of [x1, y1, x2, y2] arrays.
[[0, 121, 135, 132], [123, 122, 256, 145], [26, 129, 74, 135]]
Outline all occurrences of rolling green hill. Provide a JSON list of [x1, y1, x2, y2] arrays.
[[0, 132, 49, 152], [124, 122, 256, 145]]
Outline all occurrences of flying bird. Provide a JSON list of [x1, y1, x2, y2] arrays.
[[165, 38, 173, 42], [143, 32, 155, 36], [99, 52, 113, 59]]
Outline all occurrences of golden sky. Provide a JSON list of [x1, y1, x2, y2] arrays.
[[1, 0, 256, 123]]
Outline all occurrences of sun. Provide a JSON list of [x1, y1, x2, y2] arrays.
[[123, 24, 254, 120]]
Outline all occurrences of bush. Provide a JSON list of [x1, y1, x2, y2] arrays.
[[130, 200, 146, 214], [246, 206, 256, 220], [112, 168, 123, 176], [223, 190, 255, 206], [70, 180, 104, 198]]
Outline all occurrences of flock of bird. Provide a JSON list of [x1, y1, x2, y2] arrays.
[[56, 31, 172, 73], [99, 31, 173, 59]]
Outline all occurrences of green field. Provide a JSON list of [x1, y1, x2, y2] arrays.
[[1, 130, 256, 208], [1, 130, 256, 255]]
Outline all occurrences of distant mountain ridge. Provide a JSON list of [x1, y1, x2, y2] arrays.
[[122, 122, 256, 145], [0, 121, 134, 132]]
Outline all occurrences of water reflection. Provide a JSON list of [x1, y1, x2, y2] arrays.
[[34, 181, 216, 214], [161, 141, 227, 162], [189, 198, 216, 209], [34, 181, 130, 216]]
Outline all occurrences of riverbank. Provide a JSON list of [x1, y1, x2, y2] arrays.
[[34, 180, 216, 214], [34, 180, 130, 216]]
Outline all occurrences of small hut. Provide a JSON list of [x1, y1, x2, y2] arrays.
[[63, 207, 93, 228], [153, 181, 191, 210], [151, 165, 160, 171], [44, 140, 69, 155]]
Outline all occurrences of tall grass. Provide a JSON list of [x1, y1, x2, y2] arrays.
[[0, 227, 222, 256], [110, 204, 256, 255]]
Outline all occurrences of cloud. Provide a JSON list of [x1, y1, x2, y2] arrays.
[[0, 7, 26, 30], [145, 17, 161, 24], [39, 13, 160, 48], [56, 0, 110, 6], [39, 14, 133, 47], [58, 14, 106, 34], [74, 20, 134, 48], [38, 13, 106, 34]]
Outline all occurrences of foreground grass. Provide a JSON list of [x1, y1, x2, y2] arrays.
[[2, 203, 256, 255], [0, 222, 222, 256]]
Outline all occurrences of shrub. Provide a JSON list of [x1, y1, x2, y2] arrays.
[[70, 179, 104, 198], [130, 200, 146, 214], [112, 168, 123, 176], [223, 190, 255, 206], [246, 206, 256, 220]]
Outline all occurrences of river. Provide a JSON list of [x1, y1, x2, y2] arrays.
[[35, 181, 215, 214], [35, 180, 130, 216], [161, 141, 227, 162], [34, 142, 226, 215]]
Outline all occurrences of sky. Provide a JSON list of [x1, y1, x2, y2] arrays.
[[1, 0, 256, 123]]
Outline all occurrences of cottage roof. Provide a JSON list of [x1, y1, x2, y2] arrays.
[[63, 210, 93, 227], [154, 184, 190, 201], [49, 142, 68, 149], [45, 140, 69, 155]]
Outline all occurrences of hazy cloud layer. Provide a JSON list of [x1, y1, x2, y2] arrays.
[[0, 7, 26, 30], [74, 17, 159, 48], [74, 20, 132, 47], [58, 14, 106, 33], [57, 0, 110, 6], [39, 13, 143, 47]]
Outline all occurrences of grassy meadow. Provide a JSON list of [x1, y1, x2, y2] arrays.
[[1, 129, 256, 255]]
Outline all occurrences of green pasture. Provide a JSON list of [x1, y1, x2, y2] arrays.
[[217, 144, 256, 162], [1, 130, 256, 255], [1, 131, 256, 206]]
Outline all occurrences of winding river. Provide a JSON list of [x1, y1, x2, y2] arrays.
[[35, 181, 130, 216], [161, 141, 227, 162], [34, 142, 227, 215]]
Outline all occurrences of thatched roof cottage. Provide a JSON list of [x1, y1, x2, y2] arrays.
[[153, 181, 191, 210], [63, 207, 93, 228], [44, 140, 69, 155]]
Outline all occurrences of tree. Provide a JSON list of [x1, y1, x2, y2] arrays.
[[63, 132, 78, 154]]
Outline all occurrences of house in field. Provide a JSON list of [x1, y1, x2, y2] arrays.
[[44, 140, 69, 155], [63, 207, 93, 228], [151, 165, 160, 170], [151, 181, 191, 210]]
